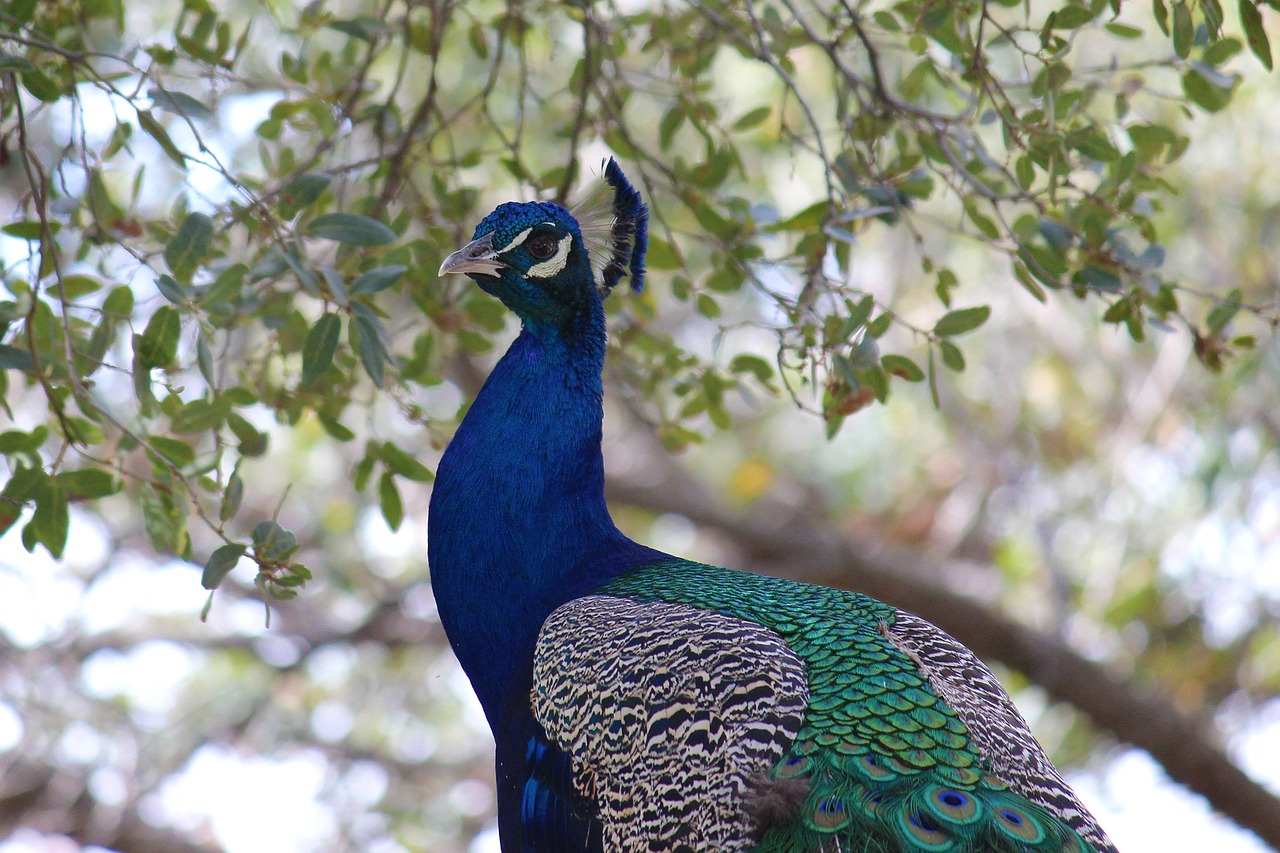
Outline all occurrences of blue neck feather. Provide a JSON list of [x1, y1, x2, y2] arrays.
[[428, 298, 662, 726]]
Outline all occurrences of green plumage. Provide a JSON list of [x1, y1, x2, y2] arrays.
[[603, 560, 1093, 853]]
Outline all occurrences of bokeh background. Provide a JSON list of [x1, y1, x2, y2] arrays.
[[1, 0, 1279, 850]]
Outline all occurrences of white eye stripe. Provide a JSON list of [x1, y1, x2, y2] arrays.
[[498, 227, 533, 253], [525, 235, 573, 278], [496, 222, 559, 254]]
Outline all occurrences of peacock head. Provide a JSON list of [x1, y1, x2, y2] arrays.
[[438, 158, 648, 329]]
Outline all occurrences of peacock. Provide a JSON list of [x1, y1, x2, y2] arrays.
[[429, 159, 1118, 853]]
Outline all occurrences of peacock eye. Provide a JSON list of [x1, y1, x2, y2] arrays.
[[527, 235, 557, 260]]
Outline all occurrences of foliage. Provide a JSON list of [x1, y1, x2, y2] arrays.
[[1, 0, 1279, 848], [1, 0, 1276, 585]]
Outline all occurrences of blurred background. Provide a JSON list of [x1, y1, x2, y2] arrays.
[[1, 0, 1278, 850]]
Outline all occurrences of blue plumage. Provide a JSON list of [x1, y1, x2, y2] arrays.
[[601, 157, 648, 293], [429, 160, 1116, 852]]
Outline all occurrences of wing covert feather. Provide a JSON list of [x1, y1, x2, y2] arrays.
[[884, 609, 1117, 853], [532, 594, 809, 852]]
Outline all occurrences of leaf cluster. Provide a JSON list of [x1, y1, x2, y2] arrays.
[[0, 0, 1275, 605]]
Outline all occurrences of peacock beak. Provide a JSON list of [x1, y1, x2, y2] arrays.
[[438, 232, 506, 277]]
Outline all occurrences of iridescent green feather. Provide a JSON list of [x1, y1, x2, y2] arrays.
[[602, 561, 1094, 853]]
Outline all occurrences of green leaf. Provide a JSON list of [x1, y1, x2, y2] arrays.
[[696, 292, 720, 319], [1105, 22, 1144, 38], [1202, 0, 1225, 36], [729, 353, 775, 383], [0, 344, 35, 372], [1038, 218, 1074, 251], [329, 17, 385, 42], [7, 0, 36, 23], [1013, 261, 1048, 303], [30, 480, 69, 559], [881, 354, 925, 382], [379, 442, 434, 481], [939, 340, 966, 371], [132, 349, 157, 416], [148, 88, 213, 119], [0, 426, 48, 454], [354, 316, 386, 386], [1069, 129, 1121, 161], [933, 305, 991, 336], [252, 520, 298, 561], [832, 353, 860, 387], [54, 468, 120, 500], [220, 467, 243, 522], [659, 104, 685, 150], [63, 417, 105, 446], [862, 364, 889, 402], [202, 263, 246, 308], [963, 200, 1000, 240], [927, 348, 940, 408], [227, 413, 268, 457], [1203, 36, 1244, 64], [1015, 155, 1035, 189], [305, 213, 396, 245], [872, 10, 900, 29], [1207, 288, 1242, 333], [317, 414, 356, 441], [136, 306, 182, 368], [732, 106, 772, 131], [846, 295, 875, 331], [21, 68, 62, 102], [170, 398, 226, 433], [3, 220, 59, 240], [379, 472, 403, 531], [197, 331, 215, 386], [1240, 0, 1273, 69], [350, 264, 407, 296], [1103, 299, 1132, 323], [60, 275, 102, 299], [301, 313, 342, 387], [1182, 67, 1234, 111], [138, 110, 187, 166], [354, 452, 376, 491], [141, 479, 188, 555], [155, 274, 186, 304], [645, 236, 681, 270], [1153, 0, 1171, 35], [1078, 265, 1123, 293], [1053, 5, 1095, 27], [769, 201, 827, 233], [149, 435, 196, 467], [851, 337, 880, 370], [165, 212, 214, 283], [0, 465, 43, 535], [104, 285, 135, 317], [321, 266, 347, 305], [1172, 1, 1193, 57], [278, 173, 332, 217], [866, 312, 894, 338], [202, 543, 246, 589]]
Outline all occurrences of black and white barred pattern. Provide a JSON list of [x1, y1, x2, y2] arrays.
[[884, 609, 1118, 853], [532, 595, 809, 852]]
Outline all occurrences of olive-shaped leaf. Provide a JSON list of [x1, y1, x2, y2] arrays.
[[305, 213, 396, 245]]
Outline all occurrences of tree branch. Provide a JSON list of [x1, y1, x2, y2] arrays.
[[605, 464, 1280, 849]]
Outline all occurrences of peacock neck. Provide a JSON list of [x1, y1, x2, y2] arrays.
[[428, 300, 661, 725]]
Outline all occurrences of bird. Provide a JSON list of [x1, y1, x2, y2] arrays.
[[429, 159, 1118, 853]]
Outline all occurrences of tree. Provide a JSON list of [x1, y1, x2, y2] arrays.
[[1, 0, 1278, 850]]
